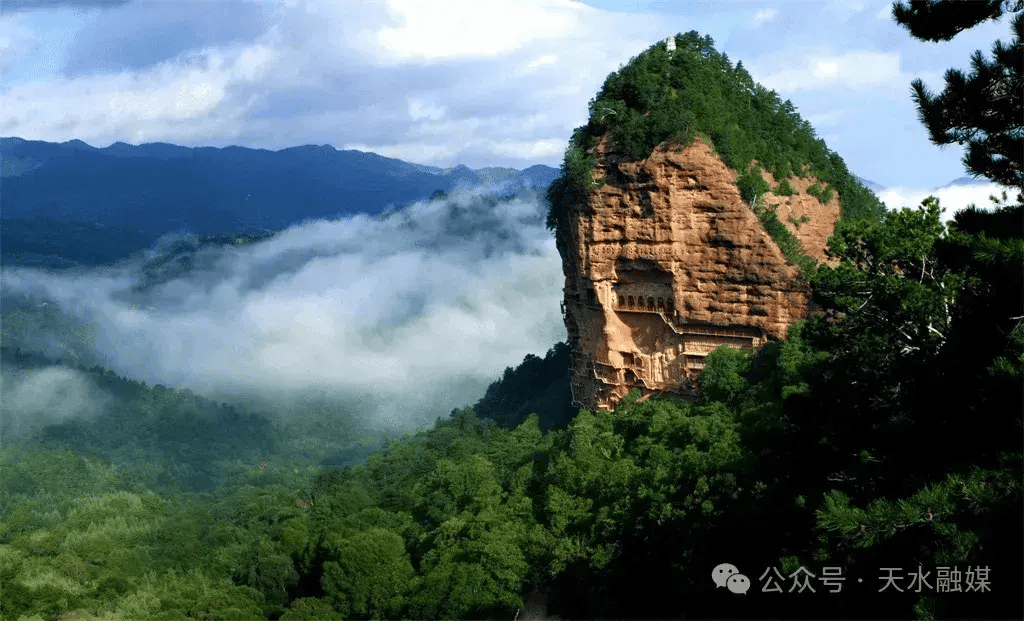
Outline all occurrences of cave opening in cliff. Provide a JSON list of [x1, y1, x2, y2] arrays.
[[614, 259, 673, 284]]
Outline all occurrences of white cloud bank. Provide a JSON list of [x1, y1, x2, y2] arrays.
[[2, 42, 277, 143], [0, 366, 113, 440], [751, 9, 777, 26], [878, 182, 1019, 224], [0, 190, 567, 433], [372, 0, 585, 63], [757, 51, 902, 93]]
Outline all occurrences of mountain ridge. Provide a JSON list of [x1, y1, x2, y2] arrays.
[[0, 137, 561, 240]]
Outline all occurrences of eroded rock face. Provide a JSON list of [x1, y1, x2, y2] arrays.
[[560, 135, 840, 411]]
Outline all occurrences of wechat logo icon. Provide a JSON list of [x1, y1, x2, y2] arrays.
[[713, 563, 751, 594]]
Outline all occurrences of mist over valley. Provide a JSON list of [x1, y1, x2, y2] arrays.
[[1, 177, 567, 482]]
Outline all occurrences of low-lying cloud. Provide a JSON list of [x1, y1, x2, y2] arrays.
[[0, 366, 112, 442], [877, 181, 1018, 224], [1, 190, 567, 434]]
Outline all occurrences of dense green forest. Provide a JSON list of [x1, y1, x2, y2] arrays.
[[2, 13, 1022, 621], [473, 342, 574, 431]]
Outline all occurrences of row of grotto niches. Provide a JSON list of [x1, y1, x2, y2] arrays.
[[585, 287, 675, 314]]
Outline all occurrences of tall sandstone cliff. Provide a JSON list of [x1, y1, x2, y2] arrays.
[[561, 134, 841, 411]]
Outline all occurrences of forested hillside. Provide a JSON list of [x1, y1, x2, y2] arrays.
[[473, 342, 574, 431]]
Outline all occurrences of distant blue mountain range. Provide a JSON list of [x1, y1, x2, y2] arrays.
[[940, 176, 991, 189], [854, 175, 885, 193], [0, 137, 561, 239], [854, 174, 996, 194]]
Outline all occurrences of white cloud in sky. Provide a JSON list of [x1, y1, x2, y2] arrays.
[[374, 0, 586, 64], [805, 109, 849, 129], [757, 50, 902, 93], [0, 189, 567, 432], [878, 182, 1018, 225], [527, 54, 558, 70], [0, 14, 38, 76], [490, 137, 565, 160], [1, 42, 277, 143], [751, 9, 777, 26], [407, 97, 447, 121]]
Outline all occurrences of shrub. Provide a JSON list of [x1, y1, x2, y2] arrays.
[[775, 159, 795, 180], [737, 166, 771, 205], [775, 178, 796, 196], [789, 214, 811, 228], [751, 198, 815, 274], [806, 182, 834, 204]]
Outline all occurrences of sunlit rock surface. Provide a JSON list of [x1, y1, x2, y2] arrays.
[[559, 135, 840, 411]]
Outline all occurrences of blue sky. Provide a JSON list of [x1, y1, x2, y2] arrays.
[[1, 0, 1017, 205]]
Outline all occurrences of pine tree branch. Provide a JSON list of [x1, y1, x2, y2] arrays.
[[893, 0, 1015, 42]]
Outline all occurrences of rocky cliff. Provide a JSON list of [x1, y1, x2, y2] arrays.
[[560, 134, 841, 411]]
